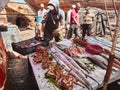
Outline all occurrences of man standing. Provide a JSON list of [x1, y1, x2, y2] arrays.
[[81, 7, 95, 40], [38, 3, 47, 20], [66, 4, 76, 32], [36, 3, 47, 38], [67, 3, 81, 39]]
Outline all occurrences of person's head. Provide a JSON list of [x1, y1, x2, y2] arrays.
[[47, 0, 60, 14], [72, 4, 76, 9], [40, 3, 44, 9], [47, 4, 56, 13], [76, 2, 81, 10], [47, 4, 55, 11], [85, 6, 91, 14]]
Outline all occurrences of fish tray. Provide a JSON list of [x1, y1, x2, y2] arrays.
[[12, 38, 43, 55]]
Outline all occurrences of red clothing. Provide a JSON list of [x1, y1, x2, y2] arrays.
[[70, 8, 79, 24]]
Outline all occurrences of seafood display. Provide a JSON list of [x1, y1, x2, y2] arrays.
[[33, 46, 49, 64], [29, 37, 120, 90], [65, 45, 86, 57], [32, 46, 88, 90]]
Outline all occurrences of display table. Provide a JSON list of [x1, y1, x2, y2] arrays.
[[27, 37, 120, 90], [28, 53, 60, 90], [28, 51, 120, 90]]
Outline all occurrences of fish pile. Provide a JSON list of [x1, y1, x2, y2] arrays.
[[72, 37, 120, 71], [50, 46, 104, 90], [33, 45, 85, 90], [65, 45, 86, 57], [32, 37, 120, 90], [33, 45, 49, 64]]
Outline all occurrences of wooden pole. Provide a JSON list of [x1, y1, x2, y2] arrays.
[[112, 0, 118, 17], [103, 0, 113, 38], [102, 6, 120, 90]]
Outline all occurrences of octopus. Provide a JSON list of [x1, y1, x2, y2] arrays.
[[41, 59, 56, 69], [45, 65, 63, 87], [33, 45, 49, 64], [33, 53, 42, 63], [61, 71, 84, 90]]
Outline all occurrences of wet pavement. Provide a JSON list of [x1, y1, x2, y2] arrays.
[[8, 57, 38, 90]]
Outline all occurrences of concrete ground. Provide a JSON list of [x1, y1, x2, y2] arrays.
[[8, 28, 120, 90]]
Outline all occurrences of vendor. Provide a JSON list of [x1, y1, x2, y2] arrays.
[[39, 0, 65, 45]]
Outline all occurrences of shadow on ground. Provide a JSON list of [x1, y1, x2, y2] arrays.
[[8, 57, 38, 90]]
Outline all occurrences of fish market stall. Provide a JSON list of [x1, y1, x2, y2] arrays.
[[27, 38, 120, 90]]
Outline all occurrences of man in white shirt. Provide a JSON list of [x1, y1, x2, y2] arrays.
[[36, 3, 47, 39], [38, 3, 47, 20]]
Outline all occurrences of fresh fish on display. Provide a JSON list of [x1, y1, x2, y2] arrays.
[[50, 54, 87, 88], [51, 46, 101, 88], [49, 46, 93, 90], [87, 37, 120, 52], [92, 55, 108, 66], [100, 53, 120, 70], [56, 44, 68, 50], [73, 58, 90, 73], [87, 37, 120, 60], [87, 56, 107, 69], [94, 36, 120, 50]]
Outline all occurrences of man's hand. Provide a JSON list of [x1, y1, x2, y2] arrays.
[[77, 23, 80, 27], [52, 26, 64, 36], [52, 29, 59, 36]]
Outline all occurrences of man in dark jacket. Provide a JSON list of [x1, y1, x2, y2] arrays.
[[40, 0, 65, 44]]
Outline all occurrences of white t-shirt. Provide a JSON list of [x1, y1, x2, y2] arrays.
[[38, 9, 47, 20]]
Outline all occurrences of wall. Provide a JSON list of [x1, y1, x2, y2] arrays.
[[0, 2, 36, 28]]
